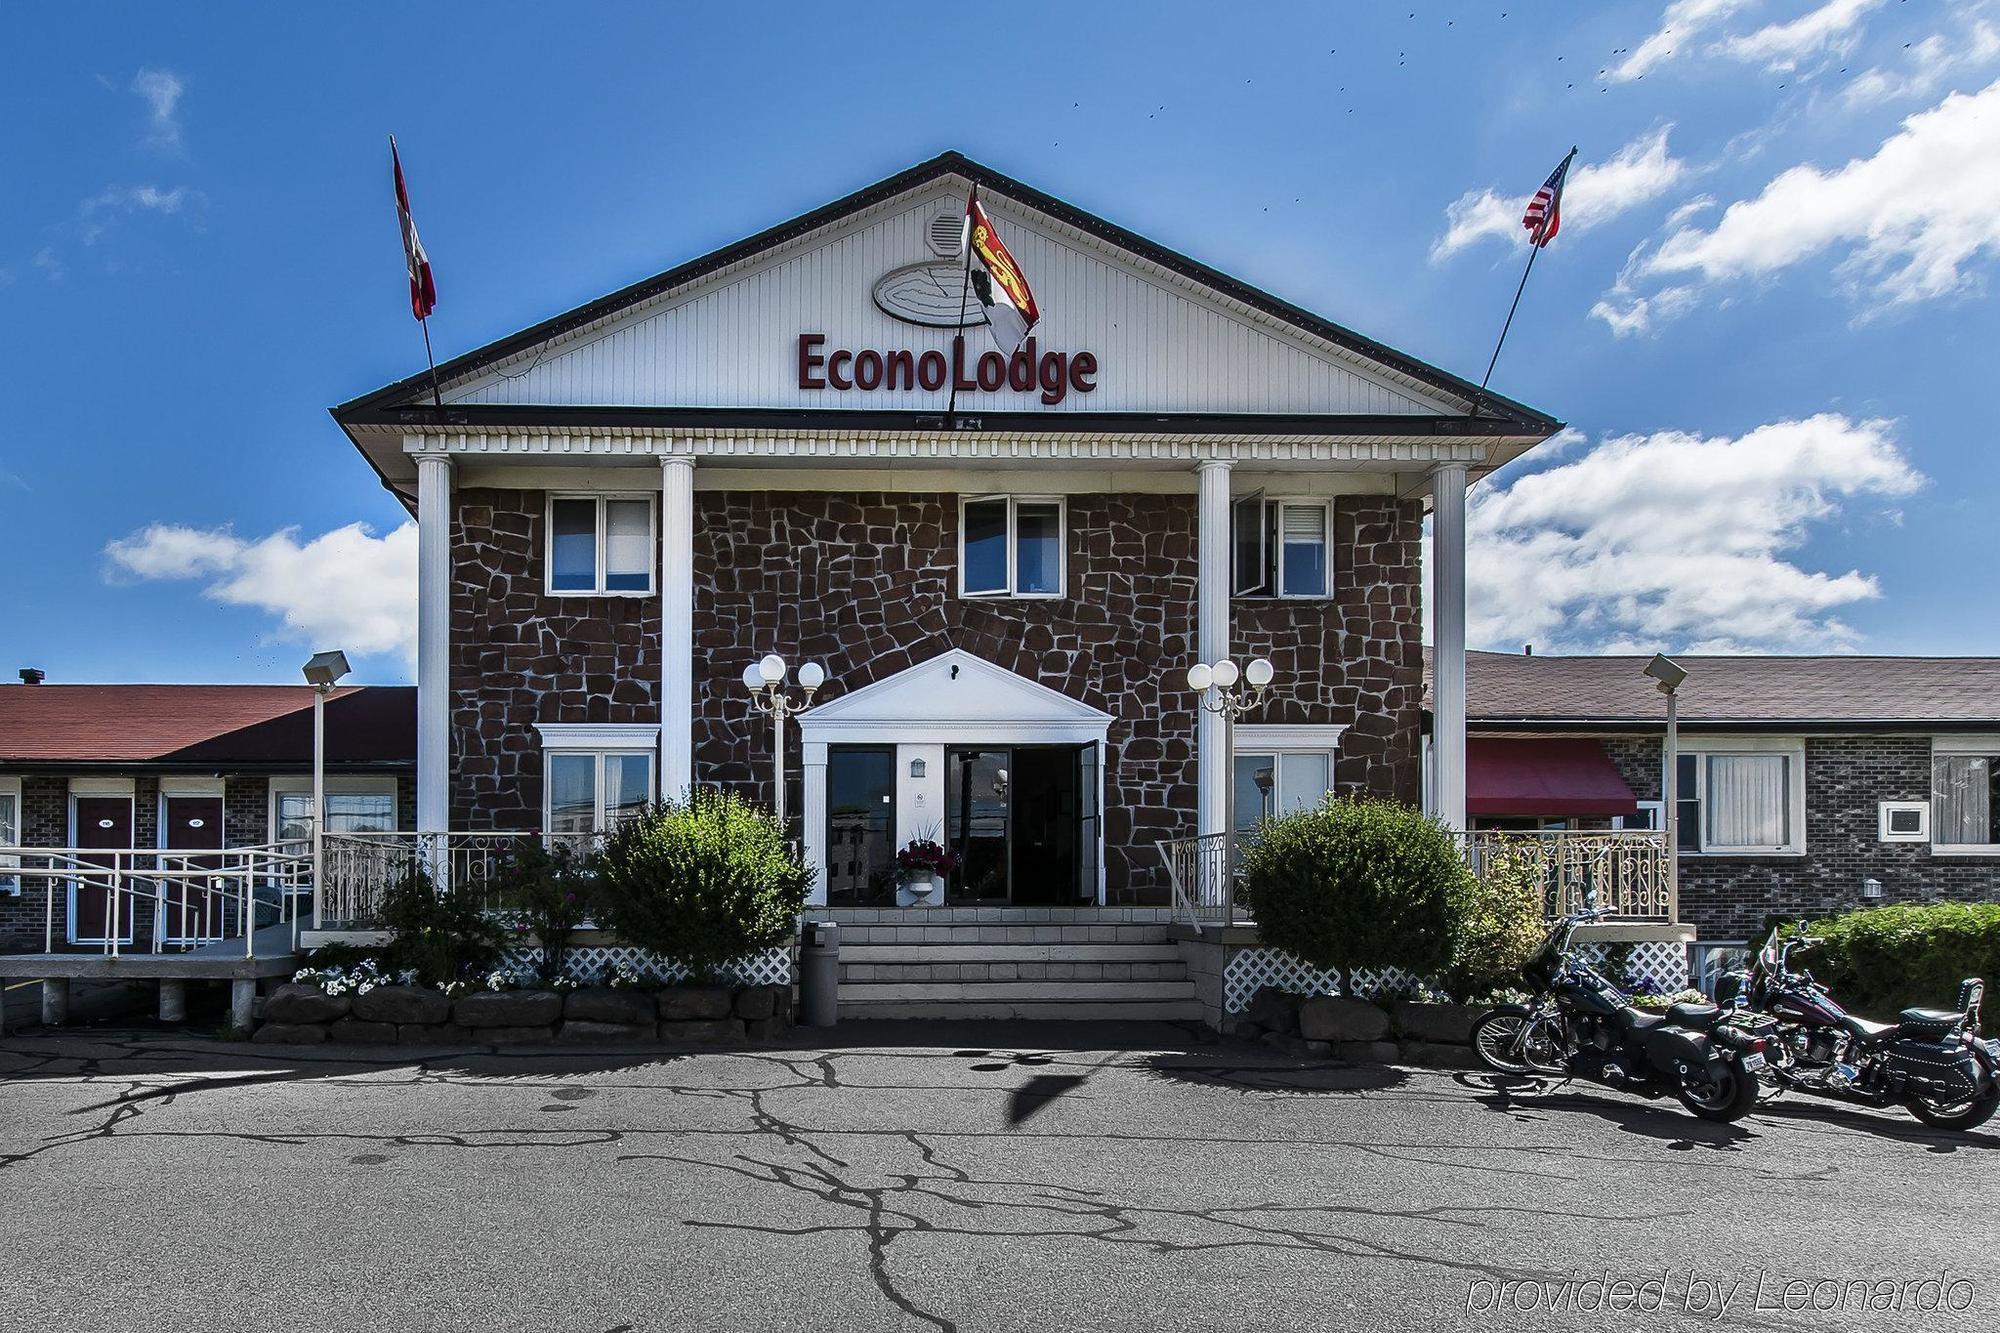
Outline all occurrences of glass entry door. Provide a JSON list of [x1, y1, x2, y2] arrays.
[[946, 745, 1095, 904], [946, 750, 1012, 902], [825, 746, 896, 905]]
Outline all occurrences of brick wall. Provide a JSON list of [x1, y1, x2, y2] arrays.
[[1596, 733, 2000, 939]]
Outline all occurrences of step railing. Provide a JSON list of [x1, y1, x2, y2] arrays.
[[0, 842, 312, 957], [317, 830, 601, 927], [1159, 831, 1236, 933]]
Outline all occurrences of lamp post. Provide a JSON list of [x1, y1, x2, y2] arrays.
[[1187, 656, 1276, 889], [741, 654, 826, 834], [300, 650, 351, 940], [1643, 654, 1688, 916]]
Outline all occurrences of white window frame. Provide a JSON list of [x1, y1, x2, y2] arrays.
[[536, 723, 661, 834], [1930, 735, 2000, 856], [958, 495, 1066, 599], [0, 775, 21, 896], [1878, 800, 1931, 844], [1620, 800, 1664, 832], [1231, 724, 1346, 829], [1232, 497, 1334, 601], [1676, 738, 1807, 857], [546, 492, 657, 598], [267, 774, 400, 844]]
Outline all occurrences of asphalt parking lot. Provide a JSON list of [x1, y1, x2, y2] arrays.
[[2, 1021, 1995, 1332]]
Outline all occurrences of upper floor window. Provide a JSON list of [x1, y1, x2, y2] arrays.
[[1933, 740, 1999, 853], [961, 496, 1064, 598], [1674, 744, 1805, 855], [549, 494, 653, 595], [1233, 495, 1331, 599]]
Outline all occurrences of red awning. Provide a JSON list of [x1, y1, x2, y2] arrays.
[[1466, 738, 1640, 819]]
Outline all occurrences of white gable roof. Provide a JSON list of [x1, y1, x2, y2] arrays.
[[800, 650, 1111, 747]]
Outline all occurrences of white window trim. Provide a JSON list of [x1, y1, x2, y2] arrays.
[[0, 775, 21, 896], [267, 774, 400, 843], [546, 492, 657, 598], [1676, 737, 1807, 857], [1930, 734, 2000, 856], [536, 723, 663, 751], [1621, 800, 1664, 832], [958, 494, 1067, 600], [1233, 497, 1334, 601], [1233, 724, 1346, 826], [1878, 800, 1930, 844]]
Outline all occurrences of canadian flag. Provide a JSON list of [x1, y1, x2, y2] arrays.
[[961, 187, 1039, 353], [391, 137, 437, 321]]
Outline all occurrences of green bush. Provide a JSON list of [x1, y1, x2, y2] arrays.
[[1794, 901, 2000, 1017], [493, 839, 595, 982], [380, 869, 507, 987], [1242, 795, 1476, 996], [1443, 837, 1548, 1003], [592, 791, 814, 981]]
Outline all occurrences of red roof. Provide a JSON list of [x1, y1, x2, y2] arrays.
[[1467, 738, 1639, 819], [0, 684, 414, 766]]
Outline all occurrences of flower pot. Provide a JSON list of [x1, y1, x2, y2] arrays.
[[896, 872, 943, 908]]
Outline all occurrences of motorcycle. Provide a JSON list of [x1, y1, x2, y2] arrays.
[[1716, 932, 2000, 1132], [1470, 907, 1769, 1122]]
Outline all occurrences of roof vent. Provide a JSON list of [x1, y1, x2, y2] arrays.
[[19, 668, 45, 685], [927, 212, 963, 258]]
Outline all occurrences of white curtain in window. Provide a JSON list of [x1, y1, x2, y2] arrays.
[[1934, 755, 1993, 845], [1705, 754, 1788, 848], [603, 500, 652, 588]]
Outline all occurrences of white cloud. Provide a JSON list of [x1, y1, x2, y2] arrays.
[[77, 184, 205, 244], [1464, 415, 1922, 653], [1712, 0, 1884, 72], [104, 521, 417, 665], [1606, 0, 1761, 82], [1642, 78, 2000, 307], [1431, 127, 1691, 260], [32, 248, 63, 281], [1843, 20, 2000, 106], [131, 67, 185, 153]]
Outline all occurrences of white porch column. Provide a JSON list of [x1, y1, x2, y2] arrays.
[[1195, 459, 1233, 839], [1430, 462, 1469, 831], [660, 454, 696, 801], [801, 740, 828, 907], [415, 450, 453, 833]]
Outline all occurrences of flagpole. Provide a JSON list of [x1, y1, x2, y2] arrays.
[[420, 317, 443, 412], [1470, 146, 1574, 418], [945, 186, 977, 428]]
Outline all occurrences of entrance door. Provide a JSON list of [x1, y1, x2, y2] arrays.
[[947, 749, 1012, 902], [825, 747, 897, 906], [945, 746, 1091, 904], [71, 796, 136, 945], [160, 795, 226, 944], [1011, 747, 1081, 905]]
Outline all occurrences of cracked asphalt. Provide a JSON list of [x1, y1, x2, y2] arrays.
[[2, 1020, 1996, 1333]]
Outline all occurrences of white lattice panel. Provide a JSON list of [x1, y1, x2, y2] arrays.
[[1582, 941, 1689, 992], [500, 945, 793, 987], [1222, 949, 1428, 1013]]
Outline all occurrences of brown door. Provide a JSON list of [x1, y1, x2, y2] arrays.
[[161, 796, 226, 942], [71, 796, 136, 944]]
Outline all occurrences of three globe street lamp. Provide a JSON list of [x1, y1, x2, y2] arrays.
[[1187, 657, 1276, 880], [741, 654, 827, 831]]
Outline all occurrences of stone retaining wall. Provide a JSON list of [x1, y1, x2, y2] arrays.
[[253, 981, 793, 1046], [1231, 988, 1486, 1069]]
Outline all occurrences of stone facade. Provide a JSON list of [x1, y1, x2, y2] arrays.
[[448, 485, 1425, 903], [1598, 733, 2000, 939]]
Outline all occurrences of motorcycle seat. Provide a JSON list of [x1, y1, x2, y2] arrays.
[[1665, 1002, 1720, 1029], [1841, 1014, 1897, 1041], [1898, 1007, 1963, 1034]]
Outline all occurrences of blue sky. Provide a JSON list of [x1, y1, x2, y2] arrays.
[[5, 1, 1998, 684]]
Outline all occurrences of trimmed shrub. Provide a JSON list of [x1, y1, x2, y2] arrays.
[[1243, 795, 1476, 996], [592, 791, 814, 981], [493, 839, 594, 982], [1443, 837, 1547, 1003], [1795, 901, 2000, 1017], [380, 869, 507, 987]]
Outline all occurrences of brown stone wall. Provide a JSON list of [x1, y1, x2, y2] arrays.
[[450, 488, 662, 828]]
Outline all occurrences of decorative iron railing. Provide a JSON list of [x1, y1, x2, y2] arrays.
[[316, 830, 605, 927], [0, 841, 312, 956], [1158, 831, 1237, 933]]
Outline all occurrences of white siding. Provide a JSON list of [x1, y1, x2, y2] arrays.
[[444, 183, 1457, 416]]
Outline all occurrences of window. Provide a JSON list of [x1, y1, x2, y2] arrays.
[[1878, 801, 1930, 843], [1232, 498, 1331, 599], [960, 496, 1064, 598], [547, 751, 654, 834], [1232, 749, 1336, 831], [1621, 801, 1663, 832], [0, 777, 19, 895], [269, 777, 399, 843], [1673, 744, 1805, 855], [548, 494, 654, 595], [1933, 739, 2000, 852]]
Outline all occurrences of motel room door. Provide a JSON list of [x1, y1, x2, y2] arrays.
[[70, 795, 136, 945], [160, 795, 227, 944]]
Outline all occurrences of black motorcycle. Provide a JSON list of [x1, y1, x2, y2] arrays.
[[1716, 932, 2000, 1131], [1470, 907, 1769, 1122]]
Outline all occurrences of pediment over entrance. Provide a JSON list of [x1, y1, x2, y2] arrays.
[[801, 650, 1111, 744]]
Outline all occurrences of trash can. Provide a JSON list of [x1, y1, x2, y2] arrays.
[[798, 919, 840, 1027]]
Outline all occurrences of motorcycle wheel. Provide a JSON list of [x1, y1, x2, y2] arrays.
[[1471, 1006, 1566, 1076], [1676, 1059, 1760, 1123], [1907, 1082, 2000, 1132]]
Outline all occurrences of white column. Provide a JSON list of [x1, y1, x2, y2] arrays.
[[801, 740, 828, 908], [415, 451, 453, 833], [1430, 462, 1469, 831], [1195, 459, 1233, 839], [660, 455, 696, 801]]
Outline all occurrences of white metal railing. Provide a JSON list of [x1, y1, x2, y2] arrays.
[[0, 842, 311, 957], [1160, 831, 1237, 932], [316, 830, 602, 927], [1457, 829, 1675, 922]]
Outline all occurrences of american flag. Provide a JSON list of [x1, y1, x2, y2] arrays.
[[1522, 148, 1577, 248]]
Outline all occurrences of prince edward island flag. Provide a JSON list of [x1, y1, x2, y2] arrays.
[[962, 187, 1040, 353]]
